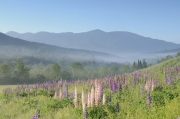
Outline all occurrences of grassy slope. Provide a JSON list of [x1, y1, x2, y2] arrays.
[[0, 57, 180, 119], [147, 56, 180, 71]]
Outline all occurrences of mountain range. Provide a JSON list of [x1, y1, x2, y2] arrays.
[[6, 29, 180, 55], [0, 32, 118, 64]]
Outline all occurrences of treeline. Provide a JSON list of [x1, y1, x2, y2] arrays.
[[132, 59, 147, 69], [0, 58, 149, 84], [157, 52, 180, 63]]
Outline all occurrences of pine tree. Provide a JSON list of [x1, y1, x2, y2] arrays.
[[139, 60, 143, 69], [142, 59, 147, 68]]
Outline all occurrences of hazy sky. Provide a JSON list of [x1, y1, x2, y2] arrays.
[[0, 0, 180, 43]]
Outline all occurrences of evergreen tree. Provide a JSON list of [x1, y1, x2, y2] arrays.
[[133, 61, 138, 70], [137, 60, 140, 69], [143, 59, 147, 68], [139, 60, 143, 69]]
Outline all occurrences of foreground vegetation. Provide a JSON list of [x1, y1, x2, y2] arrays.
[[0, 56, 180, 119]]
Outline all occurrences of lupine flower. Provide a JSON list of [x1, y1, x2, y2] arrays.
[[145, 81, 148, 91], [64, 84, 68, 98], [59, 88, 63, 99], [82, 88, 85, 107], [148, 81, 152, 92], [115, 80, 121, 91], [91, 86, 95, 107], [167, 73, 172, 85], [144, 74, 147, 84], [74, 85, 78, 108], [111, 80, 116, 92], [83, 104, 88, 119], [151, 79, 155, 91], [54, 89, 58, 99], [124, 77, 128, 86], [87, 92, 91, 107], [145, 80, 152, 92], [95, 80, 99, 106], [146, 92, 151, 108], [31, 110, 40, 119]]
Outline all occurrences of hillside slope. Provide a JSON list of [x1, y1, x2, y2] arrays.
[[146, 55, 180, 72]]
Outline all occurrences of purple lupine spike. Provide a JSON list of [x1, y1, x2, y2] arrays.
[[64, 84, 68, 98], [115, 80, 121, 91], [153, 78, 158, 86], [123, 75, 126, 84], [83, 104, 88, 119], [167, 73, 172, 85], [143, 74, 147, 84], [148, 80, 152, 92], [146, 92, 151, 108], [110, 80, 116, 92], [31, 110, 40, 119]]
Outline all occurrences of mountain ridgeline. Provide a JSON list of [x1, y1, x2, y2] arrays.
[[7, 30, 180, 55], [0, 32, 119, 64]]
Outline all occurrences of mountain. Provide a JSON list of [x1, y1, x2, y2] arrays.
[[151, 48, 180, 54], [6, 30, 180, 55], [0, 32, 119, 64]]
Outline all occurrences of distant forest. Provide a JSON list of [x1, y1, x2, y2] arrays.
[[0, 57, 148, 84], [1, 52, 179, 84]]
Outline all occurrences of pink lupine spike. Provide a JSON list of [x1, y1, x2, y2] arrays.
[[91, 86, 95, 107], [74, 85, 78, 108]]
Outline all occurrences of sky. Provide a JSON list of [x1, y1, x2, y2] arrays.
[[0, 0, 180, 43]]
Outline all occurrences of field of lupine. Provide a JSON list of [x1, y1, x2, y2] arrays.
[[1, 57, 180, 119]]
